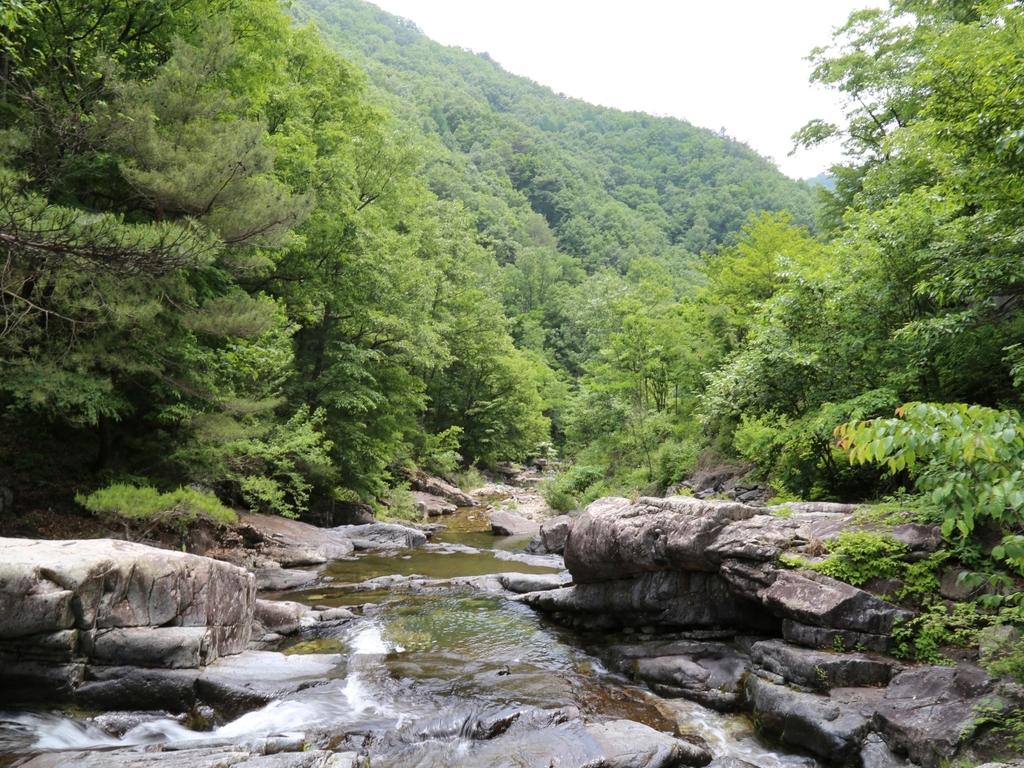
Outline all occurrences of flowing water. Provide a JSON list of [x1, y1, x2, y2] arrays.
[[0, 508, 820, 766]]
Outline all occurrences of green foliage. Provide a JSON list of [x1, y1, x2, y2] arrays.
[[78, 484, 236, 538], [416, 427, 464, 479], [891, 599, 1024, 671], [838, 402, 1024, 575], [0, 0, 561, 514], [453, 468, 485, 493], [812, 532, 908, 586], [383, 483, 419, 522], [540, 463, 609, 513]]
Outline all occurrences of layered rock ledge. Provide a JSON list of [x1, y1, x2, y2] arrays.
[[524, 495, 914, 646], [519, 495, 1022, 766], [0, 538, 256, 701]]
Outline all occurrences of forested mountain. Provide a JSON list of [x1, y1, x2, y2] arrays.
[[296, 0, 818, 275], [0, 0, 820, 519], [10, 0, 1024, 577]]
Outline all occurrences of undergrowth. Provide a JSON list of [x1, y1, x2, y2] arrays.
[[78, 484, 236, 540]]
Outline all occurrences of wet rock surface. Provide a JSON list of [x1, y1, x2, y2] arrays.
[[746, 675, 875, 763], [605, 640, 751, 711], [20, 743, 360, 767]]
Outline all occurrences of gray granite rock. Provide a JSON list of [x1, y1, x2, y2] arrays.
[[746, 675, 873, 763], [540, 515, 573, 554], [499, 572, 572, 593], [749, 639, 899, 691], [255, 568, 319, 593], [239, 513, 355, 565], [521, 571, 778, 633], [254, 600, 306, 635], [873, 665, 999, 768], [861, 733, 912, 768], [0, 537, 256, 702], [411, 491, 456, 517], [409, 474, 477, 507], [564, 496, 763, 583], [490, 510, 541, 536], [620, 641, 752, 711], [781, 619, 894, 654], [760, 570, 914, 635], [337, 522, 427, 550]]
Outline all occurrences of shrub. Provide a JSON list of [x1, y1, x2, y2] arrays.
[[383, 483, 419, 521], [78, 484, 236, 540], [453, 467, 485, 492], [812, 531, 908, 586]]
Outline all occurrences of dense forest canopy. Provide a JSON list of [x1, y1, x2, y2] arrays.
[[0, 0, 815, 515], [5, 0, 1024, 557]]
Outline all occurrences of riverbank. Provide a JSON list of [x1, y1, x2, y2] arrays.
[[3, 488, 1023, 767]]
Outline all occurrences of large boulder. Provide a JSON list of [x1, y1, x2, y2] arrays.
[[703, 513, 809, 564], [759, 570, 914, 635], [337, 523, 427, 550], [873, 665, 1000, 768], [564, 496, 763, 582], [746, 675, 877, 763], [409, 474, 477, 507], [411, 491, 456, 517], [238, 513, 355, 566], [0, 537, 256, 704], [540, 515, 573, 554], [490, 510, 541, 536]]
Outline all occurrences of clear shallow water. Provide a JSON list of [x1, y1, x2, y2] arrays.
[[0, 535, 819, 766]]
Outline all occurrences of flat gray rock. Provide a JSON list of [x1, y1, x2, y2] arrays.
[[256, 568, 319, 593], [196, 650, 345, 718], [750, 639, 899, 691], [490, 511, 541, 536], [240, 514, 355, 566], [760, 569, 914, 635], [499, 572, 571, 593]]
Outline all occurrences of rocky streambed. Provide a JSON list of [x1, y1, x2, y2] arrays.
[[1, 490, 1022, 767]]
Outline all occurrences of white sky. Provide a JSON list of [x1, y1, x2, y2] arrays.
[[368, 0, 873, 179]]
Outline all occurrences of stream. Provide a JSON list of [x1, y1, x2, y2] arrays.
[[0, 503, 820, 767]]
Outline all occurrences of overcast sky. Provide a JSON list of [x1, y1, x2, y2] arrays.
[[368, 0, 871, 179]]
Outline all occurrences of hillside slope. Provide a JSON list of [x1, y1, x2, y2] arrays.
[[296, 0, 817, 280]]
